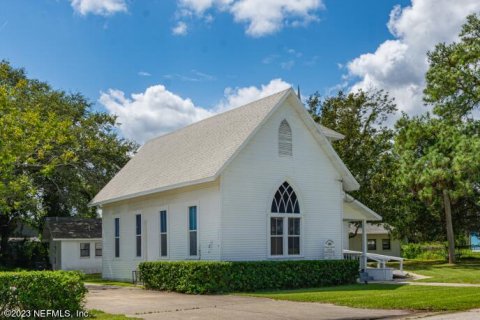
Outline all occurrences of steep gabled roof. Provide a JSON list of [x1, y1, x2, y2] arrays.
[[91, 88, 358, 206], [43, 217, 102, 240]]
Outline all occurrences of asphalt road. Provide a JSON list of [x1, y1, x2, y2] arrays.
[[86, 285, 412, 320]]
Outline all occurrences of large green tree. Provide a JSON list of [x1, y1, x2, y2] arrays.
[[394, 115, 480, 263], [307, 90, 400, 228], [0, 61, 137, 259], [424, 14, 480, 119]]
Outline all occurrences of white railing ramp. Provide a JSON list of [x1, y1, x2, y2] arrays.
[[343, 249, 405, 281]]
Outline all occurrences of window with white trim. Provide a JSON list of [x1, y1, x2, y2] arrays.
[[114, 218, 120, 258], [95, 242, 102, 257], [278, 119, 292, 157], [270, 181, 301, 256], [135, 214, 142, 257], [188, 206, 198, 256], [80, 243, 90, 257], [160, 210, 168, 257]]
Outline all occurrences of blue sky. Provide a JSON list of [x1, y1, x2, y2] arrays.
[[1, 0, 478, 142]]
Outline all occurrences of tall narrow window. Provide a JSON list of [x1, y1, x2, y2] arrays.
[[188, 206, 197, 256], [80, 243, 90, 257], [160, 210, 168, 257], [278, 119, 292, 157], [270, 217, 283, 255], [95, 242, 102, 257], [270, 181, 301, 256], [135, 214, 142, 257], [288, 218, 300, 255], [114, 218, 120, 258]]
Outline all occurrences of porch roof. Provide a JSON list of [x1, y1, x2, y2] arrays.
[[343, 194, 382, 221]]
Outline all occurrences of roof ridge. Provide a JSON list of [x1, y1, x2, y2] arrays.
[[144, 88, 292, 145]]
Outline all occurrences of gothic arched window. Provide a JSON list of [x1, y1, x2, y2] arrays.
[[270, 181, 301, 256]]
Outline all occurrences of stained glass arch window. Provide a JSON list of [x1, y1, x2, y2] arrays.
[[271, 181, 300, 214]]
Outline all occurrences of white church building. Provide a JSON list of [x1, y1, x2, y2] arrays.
[[91, 88, 383, 281]]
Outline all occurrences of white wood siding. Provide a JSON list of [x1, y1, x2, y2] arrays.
[[58, 240, 102, 274], [220, 101, 344, 261], [101, 182, 221, 280]]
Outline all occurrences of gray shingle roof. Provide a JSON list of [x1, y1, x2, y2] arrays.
[[43, 217, 102, 240], [91, 88, 356, 206], [349, 223, 392, 235]]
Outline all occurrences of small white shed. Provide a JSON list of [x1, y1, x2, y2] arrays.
[[43, 217, 102, 274]]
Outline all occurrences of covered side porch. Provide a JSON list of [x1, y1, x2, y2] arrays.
[[342, 194, 403, 281]]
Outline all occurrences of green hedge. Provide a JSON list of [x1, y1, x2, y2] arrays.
[[0, 271, 86, 319], [402, 242, 447, 260], [139, 260, 359, 294]]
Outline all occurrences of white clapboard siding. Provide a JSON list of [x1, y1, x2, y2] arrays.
[[102, 182, 221, 281], [59, 240, 102, 274], [220, 100, 344, 261]]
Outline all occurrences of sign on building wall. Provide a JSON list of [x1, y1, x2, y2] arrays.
[[324, 239, 336, 259]]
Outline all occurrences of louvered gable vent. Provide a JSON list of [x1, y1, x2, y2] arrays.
[[278, 119, 292, 157]]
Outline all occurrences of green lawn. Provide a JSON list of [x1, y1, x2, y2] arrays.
[[401, 259, 480, 284], [85, 310, 139, 319], [244, 284, 480, 311], [83, 273, 140, 287]]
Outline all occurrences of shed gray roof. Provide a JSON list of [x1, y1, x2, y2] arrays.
[[43, 217, 102, 240], [91, 88, 356, 206], [349, 223, 392, 235]]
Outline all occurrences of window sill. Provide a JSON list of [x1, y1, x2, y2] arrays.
[[268, 255, 304, 259]]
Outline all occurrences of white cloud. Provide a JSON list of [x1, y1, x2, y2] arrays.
[[99, 85, 213, 143], [216, 78, 291, 111], [172, 21, 188, 35], [280, 60, 295, 70], [138, 71, 151, 77], [163, 69, 215, 82], [176, 0, 323, 37], [346, 0, 480, 115], [70, 0, 127, 16], [99, 79, 290, 143]]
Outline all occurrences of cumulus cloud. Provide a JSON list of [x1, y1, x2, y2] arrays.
[[99, 86, 213, 143], [99, 79, 291, 143], [176, 0, 323, 37], [346, 0, 480, 115], [70, 0, 127, 16], [172, 21, 188, 35]]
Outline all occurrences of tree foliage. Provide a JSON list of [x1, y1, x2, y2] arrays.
[[424, 14, 480, 119], [0, 61, 137, 259], [307, 90, 399, 224], [394, 115, 480, 262]]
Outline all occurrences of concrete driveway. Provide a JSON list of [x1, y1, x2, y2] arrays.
[[86, 285, 412, 320]]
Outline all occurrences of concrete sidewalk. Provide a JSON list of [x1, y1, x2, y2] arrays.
[[86, 285, 412, 320]]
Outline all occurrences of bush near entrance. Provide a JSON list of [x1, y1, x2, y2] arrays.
[[0, 271, 86, 318], [139, 260, 359, 294]]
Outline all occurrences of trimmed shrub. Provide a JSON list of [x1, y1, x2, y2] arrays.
[[0, 271, 86, 318], [402, 242, 446, 260], [139, 260, 359, 294]]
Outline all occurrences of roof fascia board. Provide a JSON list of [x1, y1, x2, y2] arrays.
[[89, 176, 217, 207], [345, 194, 382, 221], [287, 94, 360, 191]]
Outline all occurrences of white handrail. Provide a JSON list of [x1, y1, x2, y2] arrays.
[[343, 249, 404, 271]]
